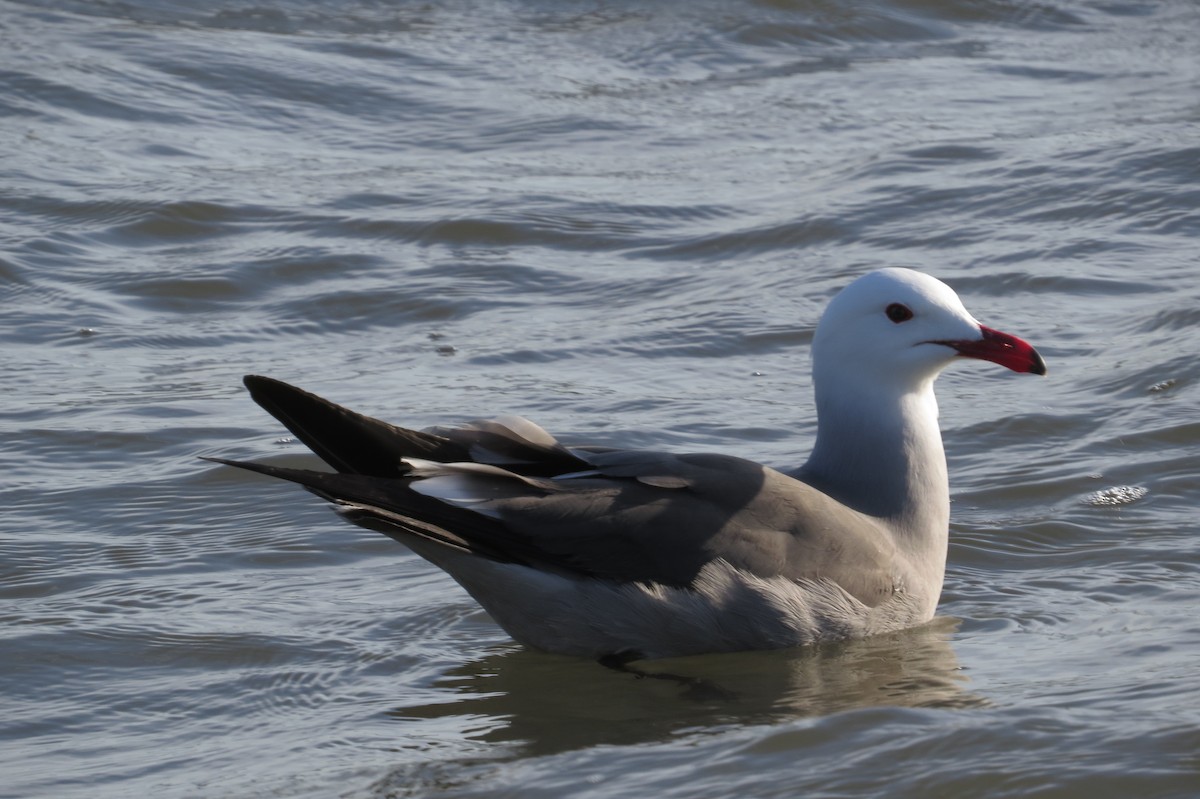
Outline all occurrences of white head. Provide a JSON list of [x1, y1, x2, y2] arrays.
[[812, 268, 1045, 395], [803, 268, 1044, 524]]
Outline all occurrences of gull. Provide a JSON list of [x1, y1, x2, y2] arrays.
[[208, 268, 1045, 661]]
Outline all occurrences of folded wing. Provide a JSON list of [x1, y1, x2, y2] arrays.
[[211, 376, 899, 606]]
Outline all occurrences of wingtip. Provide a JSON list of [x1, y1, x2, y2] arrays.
[[201, 454, 252, 470], [243, 374, 280, 393], [241, 374, 316, 414]]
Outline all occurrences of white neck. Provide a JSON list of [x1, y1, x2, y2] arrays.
[[797, 372, 950, 589]]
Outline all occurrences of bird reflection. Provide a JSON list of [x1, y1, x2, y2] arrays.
[[386, 616, 982, 756]]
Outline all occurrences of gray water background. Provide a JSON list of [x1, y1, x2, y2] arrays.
[[2, 0, 1199, 796]]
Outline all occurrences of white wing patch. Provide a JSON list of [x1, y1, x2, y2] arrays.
[[403, 457, 544, 519]]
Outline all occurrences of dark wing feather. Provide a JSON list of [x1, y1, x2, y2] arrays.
[[203, 456, 581, 574], [242, 375, 466, 476], [243, 374, 591, 478]]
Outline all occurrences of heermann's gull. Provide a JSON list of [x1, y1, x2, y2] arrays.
[[208, 268, 1045, 660]]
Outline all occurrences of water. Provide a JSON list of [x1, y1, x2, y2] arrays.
[[2, 0, 1198, 796]]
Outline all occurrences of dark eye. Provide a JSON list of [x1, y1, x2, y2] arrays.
[[886, 303, 914, 323]]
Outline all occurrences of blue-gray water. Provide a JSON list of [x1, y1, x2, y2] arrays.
[[3, 0, 1199, 796]]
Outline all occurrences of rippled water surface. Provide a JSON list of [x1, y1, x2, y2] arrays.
[[3, 0, 1199, 796]]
